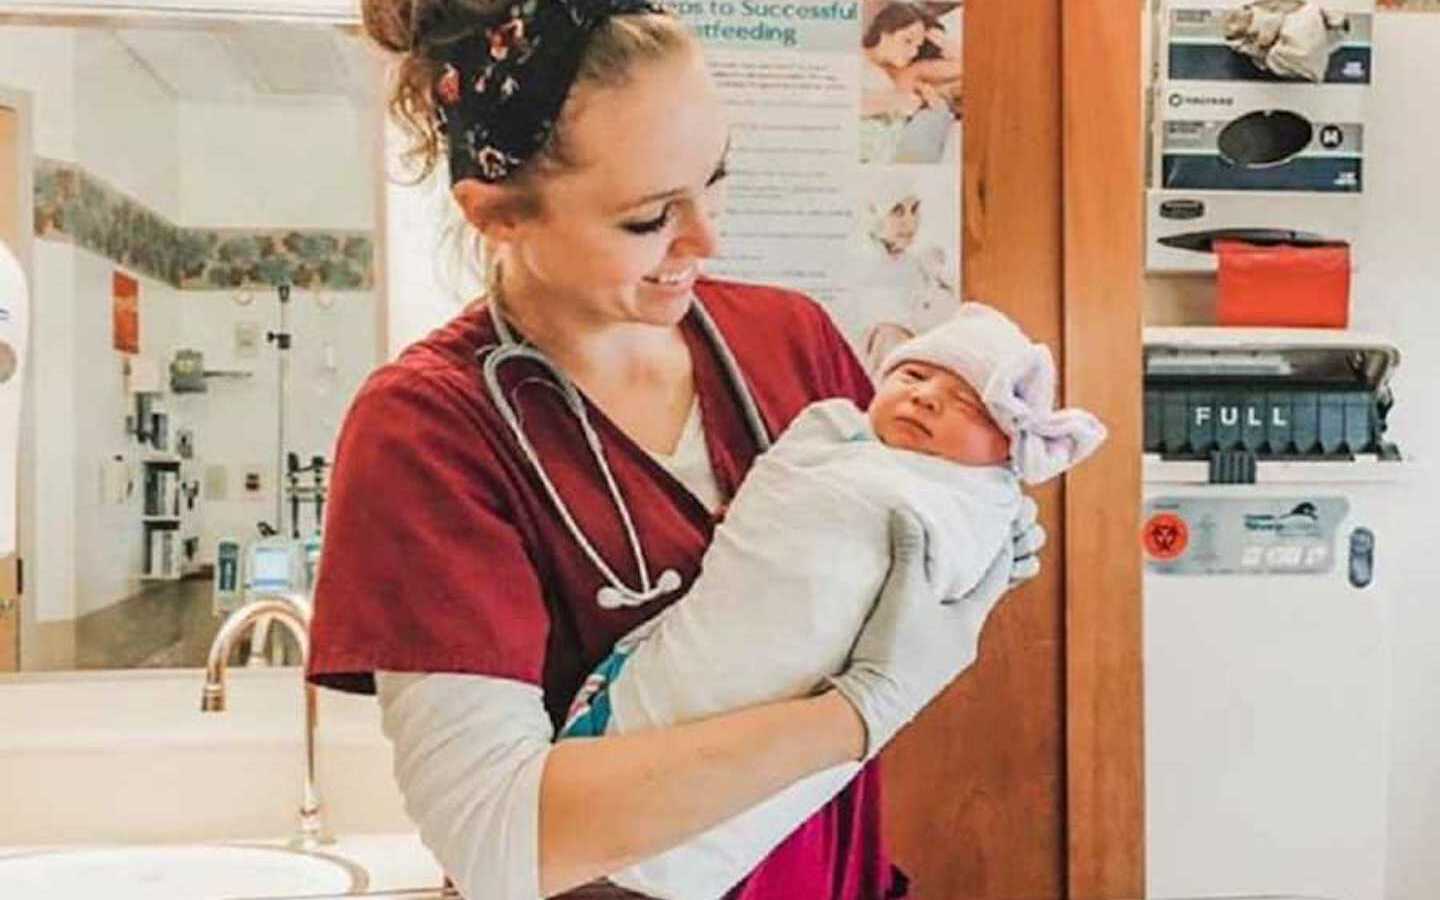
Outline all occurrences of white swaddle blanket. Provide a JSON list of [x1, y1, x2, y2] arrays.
[[593, 398, 1022, 899]]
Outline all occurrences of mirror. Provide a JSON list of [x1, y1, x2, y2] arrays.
[[0, 14, 385, 671]]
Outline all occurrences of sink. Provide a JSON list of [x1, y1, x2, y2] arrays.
[[0, 843, 368, 898]]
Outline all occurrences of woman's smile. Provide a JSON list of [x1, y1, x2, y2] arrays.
[[640, 262, 701, 304], [643, 262, 699, 288]]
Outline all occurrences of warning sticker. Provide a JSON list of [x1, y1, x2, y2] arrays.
[[1143, 512, 1190, 561], [1144, 496, 1348, 576]]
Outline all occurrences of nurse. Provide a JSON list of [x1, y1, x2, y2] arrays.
[[307, 1, 1042, 898]]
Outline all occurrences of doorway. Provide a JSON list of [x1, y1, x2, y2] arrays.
[[1, 100, 20, 671]]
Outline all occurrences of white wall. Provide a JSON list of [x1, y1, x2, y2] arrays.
[[67, 31, 184, 617], [179, 287, 375, 554], [1355, 17, 1440, 900], [0, 26, 76, 160], [28, 240, 76, 624], [71, 264, 186, 617], [176, 98, 379, 551], [382, 117, 478, 356], [75, 31, 181, 220], [179, 100, 373, 230], [176, 96, 379, 558]]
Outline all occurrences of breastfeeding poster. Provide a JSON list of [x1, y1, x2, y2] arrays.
[[670, 0, 964, 375]]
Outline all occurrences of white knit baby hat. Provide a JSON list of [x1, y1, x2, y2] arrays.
[[880, 302, 1108, 484]]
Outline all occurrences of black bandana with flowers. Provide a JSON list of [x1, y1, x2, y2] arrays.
[[418, 0, 668, 184]]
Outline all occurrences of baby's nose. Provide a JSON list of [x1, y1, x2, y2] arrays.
[[912, 389, 941, 410]]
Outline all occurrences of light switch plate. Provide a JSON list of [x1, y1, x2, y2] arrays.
[[204, 464, 228, 502]]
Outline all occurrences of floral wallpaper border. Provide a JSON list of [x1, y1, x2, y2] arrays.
[[34, 158, 375, 292]]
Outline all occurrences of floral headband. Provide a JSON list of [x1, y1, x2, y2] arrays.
[[417, 0, 668, 184]]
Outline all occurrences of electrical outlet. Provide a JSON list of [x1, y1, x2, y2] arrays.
[[235, 322, 261, 359], [241, 466, 266, 497]]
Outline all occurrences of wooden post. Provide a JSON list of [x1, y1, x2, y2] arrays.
[[1061, 0, 1146, 896]]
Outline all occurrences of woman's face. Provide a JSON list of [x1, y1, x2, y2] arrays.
[[875, 195, 920, 254], [502, 48, 731, 330], [869, 360, 1011, 466], [874, 21, 926, 68]]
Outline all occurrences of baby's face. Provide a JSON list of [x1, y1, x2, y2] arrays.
[[870, 361, 1011, 466]]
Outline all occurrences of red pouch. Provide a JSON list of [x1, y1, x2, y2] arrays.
[[1215, 240, 1351, 328]]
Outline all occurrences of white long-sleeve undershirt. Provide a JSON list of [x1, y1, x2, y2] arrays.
[[377, 402, 719, 900]]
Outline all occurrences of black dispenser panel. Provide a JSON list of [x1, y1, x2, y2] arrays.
[[1144, 380, 1391, 462]]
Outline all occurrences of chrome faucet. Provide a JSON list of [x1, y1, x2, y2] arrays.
[[201, 592, 333, 849]]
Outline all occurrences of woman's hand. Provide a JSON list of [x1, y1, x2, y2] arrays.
[[915, 81, 947, 111], [894, 88, 924, 117], [1009, 494, 1046, 587], [948, 492, 1045, 629], [828, 509, 974, 760]]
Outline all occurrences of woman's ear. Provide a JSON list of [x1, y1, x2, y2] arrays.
[[452, 179, 531, 243]]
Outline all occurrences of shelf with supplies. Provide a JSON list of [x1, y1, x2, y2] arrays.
[[139, 458, 201, 581]]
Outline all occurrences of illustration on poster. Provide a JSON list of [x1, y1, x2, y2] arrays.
[[859, 0, 963, 164], [847, 168, 960, 373]]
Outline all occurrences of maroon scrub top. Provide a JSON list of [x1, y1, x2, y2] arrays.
[[308, 278, 905, 899]]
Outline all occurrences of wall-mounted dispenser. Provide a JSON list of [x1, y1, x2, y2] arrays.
[[1144, 327, 1399, 479], [1147, 190, 1361, 272], [1156, 82, 1365, 193], [1148, 0, 1373, 273], [1161, 0, 1374, 85], [0, 239, 28, 557]]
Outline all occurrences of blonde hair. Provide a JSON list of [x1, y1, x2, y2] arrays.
[[363, 2, 698, 299]]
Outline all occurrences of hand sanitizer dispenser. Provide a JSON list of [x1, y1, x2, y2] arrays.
[[0, 240, 28, 557]]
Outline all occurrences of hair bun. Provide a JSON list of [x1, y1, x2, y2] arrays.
[[362, 0, 420, 53]]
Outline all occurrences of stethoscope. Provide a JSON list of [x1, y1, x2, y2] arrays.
[[478, 299, 773, 610]]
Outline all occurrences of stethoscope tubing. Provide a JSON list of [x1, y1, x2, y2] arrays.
[[479, 296, 770, 609]]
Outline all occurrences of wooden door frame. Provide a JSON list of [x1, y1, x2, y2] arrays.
[[0, 86, 32, 674], [1060, 0, 1145, 897], [885, 1, 1143, 897], [883, 0, 1144, 896]]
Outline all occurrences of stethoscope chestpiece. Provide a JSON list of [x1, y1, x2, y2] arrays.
[[595, 568, 683, 610]]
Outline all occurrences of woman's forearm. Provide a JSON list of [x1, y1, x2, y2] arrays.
[[538, 689, 865, 896], [861, 87, 915, 118], [907, 58, 962, 81]]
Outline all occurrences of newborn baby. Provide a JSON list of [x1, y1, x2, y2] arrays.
[[562, 303, 1106, 899]]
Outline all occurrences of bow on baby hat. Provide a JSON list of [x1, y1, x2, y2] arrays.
[[880, 303, 1108, 484]]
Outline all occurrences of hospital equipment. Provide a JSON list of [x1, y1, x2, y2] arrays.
[[213, 538, 243, 615], [214, 534, 312, 666], [284, 452, 329, 541], [1143, 327, 1403, 900], [1147, 1, 1373, 273], [267, 283, 294, 536], [479, 299, 772, 609]]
